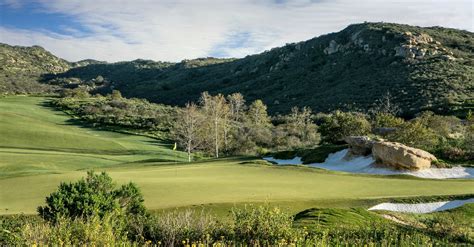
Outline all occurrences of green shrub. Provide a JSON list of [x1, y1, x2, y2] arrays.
[[19, 213, 129, 246], [231, 205, 294, 245], [144, 210, 221, 246], [38, 171, 146, 223], [387, 119, 440, 151], [372, 112, 405, 128], [319, 111, 371, 143]]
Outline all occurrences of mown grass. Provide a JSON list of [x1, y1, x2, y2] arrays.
[[0, 96, 187, 178], [2, 159, 473, 215]]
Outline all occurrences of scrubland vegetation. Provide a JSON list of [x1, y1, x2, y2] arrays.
[[53, 89, 474, 166]]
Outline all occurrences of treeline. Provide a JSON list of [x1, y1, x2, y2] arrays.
[[54, 88, 474, 164], [1, 172, 468, 246], [172, 92, 319, 161], [53, 89, 176, 138]]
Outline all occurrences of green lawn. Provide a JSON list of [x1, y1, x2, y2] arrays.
[[1, 96, 473, 216], [0, 96, 187, 178], [1, 159, 473, 215]]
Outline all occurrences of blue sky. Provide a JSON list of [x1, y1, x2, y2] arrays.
[[0, 0, 472, 62]]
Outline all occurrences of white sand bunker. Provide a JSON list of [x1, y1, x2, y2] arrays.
[[264, 149, 474, 179], [368, 198, 474, 213], [263, 156, 302, 165]]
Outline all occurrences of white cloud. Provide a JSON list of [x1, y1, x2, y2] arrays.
[[0, 0, 472, 62]]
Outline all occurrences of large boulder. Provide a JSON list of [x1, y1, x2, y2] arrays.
[[372, 141, 437, 170], [345, 136, 375, 156]]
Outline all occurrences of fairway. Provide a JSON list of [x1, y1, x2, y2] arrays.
[[0, 96, 187, 177], [1, 96, 473, 216]]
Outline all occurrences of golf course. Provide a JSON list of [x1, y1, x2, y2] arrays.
[[1, 96, 473, 216]]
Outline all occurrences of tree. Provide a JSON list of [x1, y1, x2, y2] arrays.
[[38, 171, 146, 223], [199, 92, 229, 158], [173, 103, 203, 162], [369, 92, 401, 116], [227, 93, 246, 123], [319, 111, 371, 143], [275, 107, 320, 149], [243, 100, 273, 149]]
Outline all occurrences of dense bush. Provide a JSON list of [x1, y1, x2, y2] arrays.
[[372, 112, 405, 128], [38, 171, 146, 223], [232, 205, 294, 245], [319, 111, 371, 143], [143, 210, 222, 246], [53, 91, 176, 137], [18, 213, 129, 246]]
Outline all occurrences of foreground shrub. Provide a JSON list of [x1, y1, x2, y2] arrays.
[[19, 213, 129, 246], [38, 171, 146, 223], [144, 210, 221, 246], [232, 205, 294, 245]]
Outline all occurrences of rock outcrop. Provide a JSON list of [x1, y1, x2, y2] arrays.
[[372, 141, 437, 170], [345, 136, 375, 156]]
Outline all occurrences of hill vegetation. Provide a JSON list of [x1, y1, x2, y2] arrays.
[[0, 44, 70, 94], [36, 22, 474, 117]]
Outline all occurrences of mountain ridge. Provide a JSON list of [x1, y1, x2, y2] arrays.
[[1, 22, 473, 116]]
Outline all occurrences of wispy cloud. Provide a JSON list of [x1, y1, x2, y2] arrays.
[[0, 0, 471, 62]]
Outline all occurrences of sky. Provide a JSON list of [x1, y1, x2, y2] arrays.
[[0, 0, 472, 62]]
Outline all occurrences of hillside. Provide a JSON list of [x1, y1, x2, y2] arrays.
[[2, 22, 473, 116], [0, 44, 70, 94]]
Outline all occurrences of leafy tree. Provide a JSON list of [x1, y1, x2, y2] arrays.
[[319, 111, 371, 143], [38, 171, 146, 223], [238, 100, 273, 153]]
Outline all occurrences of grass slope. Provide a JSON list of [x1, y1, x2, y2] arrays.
[[0, 96, 186, 178]]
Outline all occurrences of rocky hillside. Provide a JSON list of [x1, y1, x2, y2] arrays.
[[3, 22, 473, 116], [0, 44, 70, 94]]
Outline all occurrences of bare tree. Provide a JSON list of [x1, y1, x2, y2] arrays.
[[173, 103, 203, 162], [227, 93, 246, 122], [199, 92, 229, 158], [369, 92, 402, 116]]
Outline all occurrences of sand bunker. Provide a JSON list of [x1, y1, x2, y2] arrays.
[[263, 149, 474, 179], [368, 198, 474, 213]]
